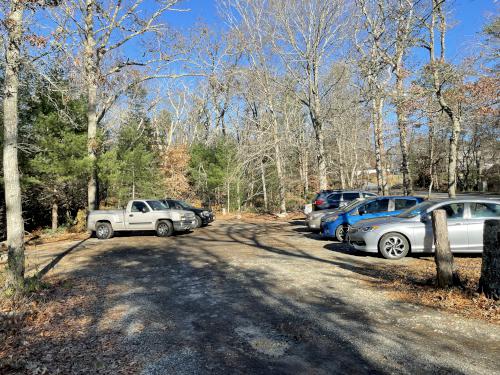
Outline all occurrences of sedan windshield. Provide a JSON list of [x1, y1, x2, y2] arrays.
[[398, 201, 435, 218], [147, 200, 168, 211]]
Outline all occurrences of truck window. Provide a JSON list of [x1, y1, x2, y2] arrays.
[[132, 201, 149, 213], [147, 200, 168, 211]]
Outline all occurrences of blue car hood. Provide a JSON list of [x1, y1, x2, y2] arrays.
[[351, 216, 413, 228]]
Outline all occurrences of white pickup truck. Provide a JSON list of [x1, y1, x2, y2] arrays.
[[87, 199, 196, 239]]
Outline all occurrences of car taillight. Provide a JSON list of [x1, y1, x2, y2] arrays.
[[314, 199, 324, 205]]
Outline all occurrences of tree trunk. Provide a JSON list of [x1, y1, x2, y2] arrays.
[[226, 181, 230, 214], [336, 137, 346, 189], [85, 0, 99, 211], [447, 116, 460, 198], [268, 102, 286, 214], [478, 220, 500, 300], [3, 0, 26, 291], [261, 158, 268, 212], [51, 202, 58, 231], [432, 210, 457, 288], [372, 96, 388, 195], [313, 118, 328, 191], [428, 116, 435, 198], [396, 105, 412, 195]]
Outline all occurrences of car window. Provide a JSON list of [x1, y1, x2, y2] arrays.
[[327, 193, 342, 201], [363, 199, 389, 214], [470, 202, 500, 218], [343, 192, 360, 201], [132, 201, 149, 213], [395, 199, 417, 211], [436, 203, 464, 219], [147, 200, 168, 211]]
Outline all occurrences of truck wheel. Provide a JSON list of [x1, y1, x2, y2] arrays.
[[195, 215, 202, 228], [96, 222, 113, 240], [156, 220, 173, 237]]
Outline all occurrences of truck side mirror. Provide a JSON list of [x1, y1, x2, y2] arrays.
[[141, 207, 148, 213]]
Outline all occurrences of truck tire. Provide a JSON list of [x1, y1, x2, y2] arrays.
[[195, 215, 203, 228], [156, 220, 173, 237], [96, 222, 113, 240]]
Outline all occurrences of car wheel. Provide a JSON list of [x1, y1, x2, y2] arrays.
[[156, 220, 173, 237], [96, 222, 113, 240], [379, 232, 410, 259], [194, 215, 203, 228], [335, 225, 349, 242]]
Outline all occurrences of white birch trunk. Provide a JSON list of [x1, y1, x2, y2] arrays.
[[3, 0, 26, 289]]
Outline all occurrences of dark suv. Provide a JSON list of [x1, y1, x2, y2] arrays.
[[313, 190, 377, 211], [161, 199, 214, 228]]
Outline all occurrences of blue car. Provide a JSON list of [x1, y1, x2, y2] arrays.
[[321, 196, 424, 241]]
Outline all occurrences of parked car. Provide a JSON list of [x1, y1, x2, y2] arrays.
[[162, 199, 214, 228], [314, 190, 377, 211], [321, 196, 424, 241], [87, 199, 196, 239], [347, 198, 500, 259], [306, 198, 365, 231], [311, 190, 341, 211]]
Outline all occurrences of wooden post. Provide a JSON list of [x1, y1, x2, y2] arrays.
[[432, 210, 456, 288], [478, 220, 500, 300]]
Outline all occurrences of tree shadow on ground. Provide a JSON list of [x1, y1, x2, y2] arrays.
[[7, 221, 494, 374]]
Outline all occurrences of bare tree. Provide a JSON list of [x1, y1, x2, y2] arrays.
[[2, 0, 26, 290], [269, 0, 350, 191], [355, 0, 392, 195], [223, 1, 288, 213], [56, 0, 185, 210], [422, 0, 462, 197]]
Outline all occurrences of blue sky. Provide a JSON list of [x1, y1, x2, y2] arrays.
[[165, 0, 498, 63]]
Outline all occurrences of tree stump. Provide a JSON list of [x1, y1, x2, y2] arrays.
[[478, 220, 500, 300], [432, 210, 456, 288]]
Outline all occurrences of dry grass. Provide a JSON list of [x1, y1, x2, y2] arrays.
[[365, 257, 500, 324], [0, 278, 139, 374]]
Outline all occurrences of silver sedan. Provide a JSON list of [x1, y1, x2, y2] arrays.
[[306, 199, 364, 231], [347, 198, 500, 259]]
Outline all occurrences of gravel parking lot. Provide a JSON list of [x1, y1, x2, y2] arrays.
[[10, 219, 500, 374]]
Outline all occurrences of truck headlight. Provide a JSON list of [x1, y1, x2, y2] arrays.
[[201, 211, 209, 217], [361, 226, 379, 232]]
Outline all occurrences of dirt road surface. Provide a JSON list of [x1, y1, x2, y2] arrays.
[[22, 219, 500, 374]]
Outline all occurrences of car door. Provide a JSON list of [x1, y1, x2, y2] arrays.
[[127, 201, 154, 230], [418, 203, 469, 252], [466, 202, 500, 252], [350, 198, 391, 225]]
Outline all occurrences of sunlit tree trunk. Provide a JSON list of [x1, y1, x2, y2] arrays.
[[373, 96, 388, 195], [84, 0, 99, 210], [2, 0, 26, 290]]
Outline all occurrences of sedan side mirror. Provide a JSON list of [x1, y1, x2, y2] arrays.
[[359, 209, 366, 216]]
